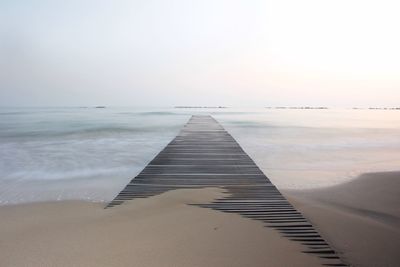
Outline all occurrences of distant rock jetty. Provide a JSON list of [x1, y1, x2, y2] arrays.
[[174, 106, 227, 109], [265, 106, 328, 110], [78, 106, 106, 109], [352, 107, 400, 110], [368, 107, 399, 110]]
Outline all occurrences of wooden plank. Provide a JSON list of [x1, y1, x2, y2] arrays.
[[105, 115, 346, 266]]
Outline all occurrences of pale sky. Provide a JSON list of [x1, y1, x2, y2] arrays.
[[0, 0, 399, 107]]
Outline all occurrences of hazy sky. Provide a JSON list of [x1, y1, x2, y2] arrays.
[[1, 0, 399, 107]]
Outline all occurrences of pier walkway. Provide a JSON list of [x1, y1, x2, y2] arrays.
[[107, 115, 345, 266]]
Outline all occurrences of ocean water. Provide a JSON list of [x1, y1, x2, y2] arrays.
[[1, 107, 400, 205]]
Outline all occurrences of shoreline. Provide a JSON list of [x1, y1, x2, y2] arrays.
[[284, 171, 400, 267]]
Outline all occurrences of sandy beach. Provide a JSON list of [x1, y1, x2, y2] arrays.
[[0, 187, 324, 267], [285, 171, 400, 267], [1, 172, 399, 266]]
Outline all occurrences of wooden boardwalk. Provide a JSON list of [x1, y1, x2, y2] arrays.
[[107, 115, 346, 266]]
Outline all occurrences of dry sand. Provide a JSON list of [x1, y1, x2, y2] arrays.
[[285, 171, 400, 267], [0, 187, 323, 267]]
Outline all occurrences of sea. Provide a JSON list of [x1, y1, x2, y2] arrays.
[[1, 107, 400, 205]]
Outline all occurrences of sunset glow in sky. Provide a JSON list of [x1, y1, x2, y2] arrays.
[[1, 0, 399, 107]]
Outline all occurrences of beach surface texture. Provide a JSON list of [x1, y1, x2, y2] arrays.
[[1, 173, 399, 266], [286, 171, 400, 267], [1, 188, 326, 267]]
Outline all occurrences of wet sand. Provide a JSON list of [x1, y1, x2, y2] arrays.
[[0, 187, 322, 267], [285, 171, 400, 267]]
